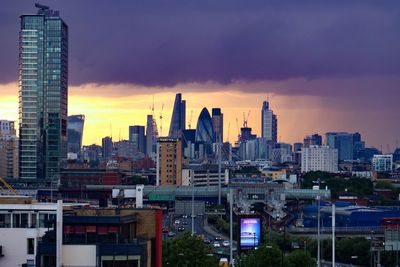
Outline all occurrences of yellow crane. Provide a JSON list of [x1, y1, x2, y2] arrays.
[[0, 177, 17, 194]]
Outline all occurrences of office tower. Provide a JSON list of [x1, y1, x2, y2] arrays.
[[261, 101, 277, 143], [82, 144, 102, 163], [129, 125, 145, 154], [156, 138, 182, 186], [114, 140, 135, 159], [67, 115, 85, 155], [102, 137, 113, 160], [182, 129, 196, 159], [301, 145, 338, 173], [271, 143, 293, 163], [168, 93, 186, 138], [326, 132, 363, 161], [212, 108, 223, 142], [303, 134, 322, 148], [0, 120, 18, 179], [240, 127, 256, 142], [195, 108, 214, 144], [19, 4, 68, 180], [146, 115, 158, 159], [372, 154, 393, 172]]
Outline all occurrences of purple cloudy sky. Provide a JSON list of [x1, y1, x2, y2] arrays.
[[0, 1, 399, 148]]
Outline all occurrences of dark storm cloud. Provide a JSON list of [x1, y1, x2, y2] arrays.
[[1, 1, 400, 89]]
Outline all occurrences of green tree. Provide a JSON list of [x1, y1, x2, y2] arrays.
[[163, 232, 218, 267], [239, 243, 284, 267], [286, 250, 315, 267], [375, 180, 394, 190]]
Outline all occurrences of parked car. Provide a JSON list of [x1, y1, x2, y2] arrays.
[[174, 219, 180, 224], [222, 240, 230, 247], [203, 239, 211, 244]]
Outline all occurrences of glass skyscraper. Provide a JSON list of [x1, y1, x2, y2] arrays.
[[168, 93, 186, 138], [195, 108, 214, 144], [19, 4, 68, 180], [211, 108, 223, 142], [129, 125, 146, 154], [261, 101, 277, 143], [67, 115, 85, 155]]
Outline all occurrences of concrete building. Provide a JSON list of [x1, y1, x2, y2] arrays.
[[301, 145, 338, 173], [156, 138, 182, 186], [0, 120, 18, 179], [114, 140, 135, 159], [0, 196, 64, 267], [181, 164, 229, 187], [372, 154, 393, 172], [261, 167, 287, 180]]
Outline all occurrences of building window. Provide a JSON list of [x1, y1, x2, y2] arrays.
[[27, 238, 34, 254]]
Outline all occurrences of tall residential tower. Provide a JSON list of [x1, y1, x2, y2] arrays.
[[19, 4, 68, 180]]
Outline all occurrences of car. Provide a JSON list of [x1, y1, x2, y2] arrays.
[[182, 215, 188, 219], [168, 231, 175, 237], [174, 219, 180, 225], [182, 221, 188, 225], [222, 240, 230, 247], [178, 226, 185, 232], [214, 236, 223, 241], [203, 239, 211, 244], [213, 241, 221, 248]]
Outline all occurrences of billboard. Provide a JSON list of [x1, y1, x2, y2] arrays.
[[239, 217, 261, 249]]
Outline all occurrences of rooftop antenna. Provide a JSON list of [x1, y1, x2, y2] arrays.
[[159, 103, 164, 136], [188, 110, 193, 129]]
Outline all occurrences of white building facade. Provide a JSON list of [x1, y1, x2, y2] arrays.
[[301, 145, 338, 173]]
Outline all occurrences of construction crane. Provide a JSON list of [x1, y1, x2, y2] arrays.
[[227, 122, 230, 143], [188, 110, 193, 129], [243, 110, 251, 128], [0, 177, 17, 195], [235, 117, 240, 144], [159, 103, 164, 136]]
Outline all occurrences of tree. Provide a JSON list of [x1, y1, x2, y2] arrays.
[[239, 243, 284, 267], [286, 250, 315, 267], [163, 232, 218, 267]]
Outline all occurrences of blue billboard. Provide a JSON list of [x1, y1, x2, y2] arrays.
[[239, 217, 261, 248]]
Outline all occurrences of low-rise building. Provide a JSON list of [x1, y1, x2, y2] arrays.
[[372, 154, 393, 172], [301, 145, 338, 173], [181, 164, 229, 187]]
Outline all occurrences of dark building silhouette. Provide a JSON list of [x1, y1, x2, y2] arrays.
[[168, 93, 186, 138], [212, 108, 223, 142], [129, 125, 145, 154], [102, 137, 113, 160], [303, 134, 322, 148]]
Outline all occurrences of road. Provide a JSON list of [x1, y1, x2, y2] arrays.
[[162, 211, 235, 256]]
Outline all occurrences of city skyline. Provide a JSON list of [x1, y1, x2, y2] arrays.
[[0, 1, 399, 151]]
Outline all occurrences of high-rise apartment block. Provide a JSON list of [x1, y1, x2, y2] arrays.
[[301, 145, 338, 173], [261, 101, 277, 143], [372, 154, 393, 172], [19, 4, 68, 180], [156, 138, 182, 186], [168, 93, 186, 138]]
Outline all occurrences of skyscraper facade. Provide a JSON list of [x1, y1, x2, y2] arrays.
[[211, 108, 223, 142], [195, 108, 214, 144], [303, 134, 322, 148], [129, 125, 146, 154], [102, 137, 113, 160], [19, 4, 68, 180], [67, 115, 85, 155], [146, 115, 158, 159], [168, 93, 186, 138], [325, 132, 363, 161], [0, 120, 18, 179], [261, 101, 277, 143]]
